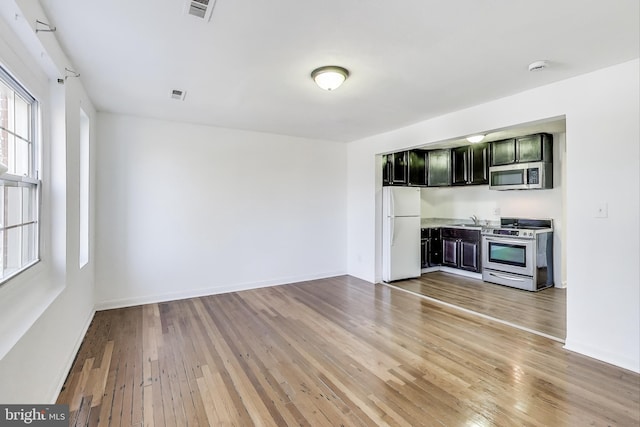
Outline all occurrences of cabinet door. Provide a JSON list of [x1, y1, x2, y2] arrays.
[[442, 238, 458, 267], [428, 228, 442, 266], [460, 241, 480, 272], [491, 139, 516, 166], [429, 237, 442, 266], [451, 147, 468, 185], [408, 150, 428, 186], [469, 143, 489, 184], [392, 151, 408, 184], [382, 154, 391, 186], [427, 149, 452, 187], [516, 134, 543, 163]]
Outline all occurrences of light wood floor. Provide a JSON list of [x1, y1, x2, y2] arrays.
[[57, 276, 639, 426], [390, 271, 566, 340]]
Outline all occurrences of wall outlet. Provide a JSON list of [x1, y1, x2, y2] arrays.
[[594, 203, 608, 218], [493, 207, 501, 216]]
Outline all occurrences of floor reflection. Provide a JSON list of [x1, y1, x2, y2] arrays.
[[386, 271, 566, 341]]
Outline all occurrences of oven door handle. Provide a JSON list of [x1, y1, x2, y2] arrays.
[[487, 272, 527, 282], [484, 237, 530, 245]]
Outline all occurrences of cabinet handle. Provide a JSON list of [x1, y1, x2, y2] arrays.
[[464, 152, 468, 182], [483, 148, 488, 180], [484, 236, 528, 245], [489, 272, 526, 282]]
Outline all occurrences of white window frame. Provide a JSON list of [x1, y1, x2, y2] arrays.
[[0, 65, 40, 285], [79, 107, 89, 268]]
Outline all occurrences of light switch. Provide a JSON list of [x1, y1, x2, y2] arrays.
[[594, 202, 608, 218]]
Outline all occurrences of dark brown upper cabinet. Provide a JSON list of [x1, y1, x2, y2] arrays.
[[383, 150, 428, 187], [408, 149, 428, 186], [451, 143, 489, 186], [382, 151, 408, 186], [427, 149, 451, 187], [490, 133, 553, 166]]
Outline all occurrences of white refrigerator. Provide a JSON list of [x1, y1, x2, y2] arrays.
[[382, 186, 421, 282]]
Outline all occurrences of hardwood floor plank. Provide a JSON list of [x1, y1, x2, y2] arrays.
[[142, 384, 154, 427], [71, 358, 94, 412], [57, 276, 639, 426], [74, 396, 93, 427], [96, 339, 120, 427], [131, 332, 145, 425]]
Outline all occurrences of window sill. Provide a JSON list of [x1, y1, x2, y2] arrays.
[[0, 261, 64, 360], [0, 259, 41, 288]]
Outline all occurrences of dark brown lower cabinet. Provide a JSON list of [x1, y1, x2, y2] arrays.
[[421, 228, 442, 268], [442, 237, 458, 267], [441, 228, 481, 273], [459, 240, 480, 271]]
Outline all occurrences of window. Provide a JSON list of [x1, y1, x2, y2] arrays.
[[79, 108, 89, 268], [0, 65, 39, 284]]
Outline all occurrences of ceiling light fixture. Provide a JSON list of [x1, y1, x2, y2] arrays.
[[311, 66, 349, 91], [466, 134, 485, 143], [528, 60, 548, 72]]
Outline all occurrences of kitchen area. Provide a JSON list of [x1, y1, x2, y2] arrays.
[[381, 125, 566, 340]]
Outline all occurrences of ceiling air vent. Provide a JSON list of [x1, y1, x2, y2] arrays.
[[170, 89, 186, 101], [185, 0, 216, 22]]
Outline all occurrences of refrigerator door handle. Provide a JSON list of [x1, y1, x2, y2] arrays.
[[390, 189, 395, 218], [390, 217, 395, 246]]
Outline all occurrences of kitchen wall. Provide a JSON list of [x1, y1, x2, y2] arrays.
[[346, 60, 639, 372], [420, 132, 566, 287], [0, 0, 97, 403], [94, 114, 347, 308]]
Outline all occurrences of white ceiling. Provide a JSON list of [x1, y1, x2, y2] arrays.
[[39, 0, 639, 142]]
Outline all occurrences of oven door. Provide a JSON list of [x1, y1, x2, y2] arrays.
[[482, 236, 534, 276]]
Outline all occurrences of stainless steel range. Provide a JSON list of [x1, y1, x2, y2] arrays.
[[481, 217, 554, 291]]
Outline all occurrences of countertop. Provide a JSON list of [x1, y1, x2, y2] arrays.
[[420, 217, 498, 230]]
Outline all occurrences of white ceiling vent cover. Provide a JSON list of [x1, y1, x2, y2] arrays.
[[185, 0, 216, 22], [170, 89, 186, 101]]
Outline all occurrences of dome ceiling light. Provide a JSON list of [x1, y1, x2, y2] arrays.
[[311, 66, 349, 91], [466, 134, 485, 143]]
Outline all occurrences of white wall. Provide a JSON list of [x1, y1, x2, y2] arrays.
[[94, 114, 347, 308], [346, 60, 640, 372], [0, 0, 97, 403]]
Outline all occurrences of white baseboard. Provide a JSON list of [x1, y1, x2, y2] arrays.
[[564, 339, 640, 374], [49, 308, 96, 403], [95, 270, 347, 311]]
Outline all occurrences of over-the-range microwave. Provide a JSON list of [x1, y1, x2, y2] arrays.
[[489, 162, 552, 190]]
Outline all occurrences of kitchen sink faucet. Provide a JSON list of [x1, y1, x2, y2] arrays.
[[470, 215, 479, 225]]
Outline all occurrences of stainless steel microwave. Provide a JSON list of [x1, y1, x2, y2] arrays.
[[489, 162, 552, 190]]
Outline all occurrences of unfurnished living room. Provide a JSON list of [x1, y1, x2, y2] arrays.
[[0, 0, 638, 426]]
